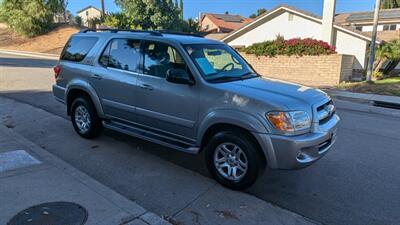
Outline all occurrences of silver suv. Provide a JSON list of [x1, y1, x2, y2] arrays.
[[53, 29, 339, 190]]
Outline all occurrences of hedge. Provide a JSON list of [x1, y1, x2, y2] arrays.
[[241, 36, 336, 57]]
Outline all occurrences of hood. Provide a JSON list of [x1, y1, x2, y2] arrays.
[[217, 77, 329, 110]]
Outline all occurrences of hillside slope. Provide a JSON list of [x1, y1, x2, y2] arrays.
[[0, 25, 79, 55]]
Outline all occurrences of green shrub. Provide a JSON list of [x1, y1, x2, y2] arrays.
[[0, 0, 62, 37], [242, 36, 336, 57]]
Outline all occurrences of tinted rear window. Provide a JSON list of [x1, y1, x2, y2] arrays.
[[61, 36, 98, 62]]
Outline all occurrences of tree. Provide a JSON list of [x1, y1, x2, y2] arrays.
[[250, 8, 267, 19], [381, 0, 400, 8], [75, 15, 82, 27], [58, 0, 68, 22], [374, 39, 400, 76], [179, 0, 183, 19], [103, 12, 129, 29], [0, 0, 62, 37], [114, 0, 180, 30]]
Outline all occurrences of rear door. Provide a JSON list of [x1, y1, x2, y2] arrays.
[[90, 38, 141, 122]]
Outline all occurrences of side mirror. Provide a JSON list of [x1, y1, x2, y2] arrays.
[[166, 68, 195, 86]]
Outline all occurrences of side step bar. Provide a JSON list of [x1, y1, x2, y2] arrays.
[[103, 120, 200, 154]]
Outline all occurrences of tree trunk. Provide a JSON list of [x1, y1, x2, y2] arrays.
[[374, 59, 385, 72]]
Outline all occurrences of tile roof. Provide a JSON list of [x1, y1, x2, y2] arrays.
[[346, 8, 400, 22], [201, 13, 253, 32]]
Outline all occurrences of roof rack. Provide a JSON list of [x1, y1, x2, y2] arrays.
[[79, 28, 163, 36], [157, 30, 203, 38], [79, 28, 203, 38]]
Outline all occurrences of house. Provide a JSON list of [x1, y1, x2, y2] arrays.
[[335, 8, 400, 42], [221, 1, 382, 71], [76, 5, 102, 27], [200, 13, 253, 39]]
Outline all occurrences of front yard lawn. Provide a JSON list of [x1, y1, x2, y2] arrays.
[[335, 77, 400, 96]]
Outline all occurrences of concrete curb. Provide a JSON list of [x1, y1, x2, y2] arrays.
[[327, 90, 400, 105], [0, 49, 59, 60], [1, 125, 171, 225], [326, 90, 400, 118]]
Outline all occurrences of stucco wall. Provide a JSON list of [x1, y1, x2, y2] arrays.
[[77, 7, 101, 27], [240, 53, 354, 87], [200, 16, 218, 32], [334, 29, 368, 69]]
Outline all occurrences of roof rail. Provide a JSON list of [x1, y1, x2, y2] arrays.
[[157, 30, 203, 38], [79, 28, 163, 36]]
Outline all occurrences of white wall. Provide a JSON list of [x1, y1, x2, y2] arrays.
[[334, 29, 368, 69], [361, 24, 400, 32], [77, 7, 101, 27], [228, 12, 323, 46]]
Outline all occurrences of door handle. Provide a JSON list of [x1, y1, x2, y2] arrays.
[[140, 84, 153, 90], [91, 74, 103, 80]]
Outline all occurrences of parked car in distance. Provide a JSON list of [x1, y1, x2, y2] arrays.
[[53, 29, 339, 190]]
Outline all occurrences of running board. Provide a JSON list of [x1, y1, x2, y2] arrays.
[[103, 120, 200, 154]]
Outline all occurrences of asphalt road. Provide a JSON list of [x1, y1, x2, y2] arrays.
[[1, 53, 400, 225]]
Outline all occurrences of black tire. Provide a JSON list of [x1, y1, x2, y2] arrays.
[[70, 96, 103, 139], [205, 129, 262, 190]]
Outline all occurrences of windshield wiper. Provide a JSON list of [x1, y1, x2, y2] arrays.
[[208, 76, 242, 83], [239, 72, 259, 80]]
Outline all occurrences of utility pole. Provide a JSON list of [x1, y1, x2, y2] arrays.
[[366, 0, 381, 82], [100, 0, 105, 19]]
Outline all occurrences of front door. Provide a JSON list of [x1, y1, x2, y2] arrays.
[[135, 41, 200, 140]]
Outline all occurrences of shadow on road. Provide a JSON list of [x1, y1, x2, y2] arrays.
[[0, 57, 57, 68]]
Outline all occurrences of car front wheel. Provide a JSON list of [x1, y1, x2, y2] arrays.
[[205, 129, 262, 190]]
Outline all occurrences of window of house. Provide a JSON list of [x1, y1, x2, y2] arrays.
[[355, 26, 362, 31], [99, 38, 141, 72], [383, 24, 397, 31], [143, 41, 188, 78]]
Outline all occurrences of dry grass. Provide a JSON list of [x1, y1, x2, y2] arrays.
[[0, 24, 79, 55], [336, 77, 400, 96]]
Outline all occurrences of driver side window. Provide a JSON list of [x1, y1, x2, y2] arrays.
[[143, 41, 189, 78]]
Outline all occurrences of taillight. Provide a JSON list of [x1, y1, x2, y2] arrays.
[[53, 65, 61, 79]]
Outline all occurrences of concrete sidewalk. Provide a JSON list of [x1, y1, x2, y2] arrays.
[[0, 125, 169, 225]]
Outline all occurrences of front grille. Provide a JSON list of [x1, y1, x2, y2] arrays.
[[316, 100, 335, 124]]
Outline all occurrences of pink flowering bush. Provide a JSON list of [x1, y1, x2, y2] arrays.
[[242, 36, 336, 57]]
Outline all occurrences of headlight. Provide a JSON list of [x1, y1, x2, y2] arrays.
[[266, 111, 311, 133]]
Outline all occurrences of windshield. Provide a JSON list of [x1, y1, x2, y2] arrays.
[[184, 44, 257, 83]]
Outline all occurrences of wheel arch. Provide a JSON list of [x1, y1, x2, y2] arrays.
[[198, 110, 270, 167], [66, 81, 104, 117]]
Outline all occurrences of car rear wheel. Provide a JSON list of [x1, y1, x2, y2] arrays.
[[71, 97, 103, 139], [205, 129, 262, 190]]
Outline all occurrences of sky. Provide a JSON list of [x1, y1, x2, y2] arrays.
[[68, 0, 377, 19]]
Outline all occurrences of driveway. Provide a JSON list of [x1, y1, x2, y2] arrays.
[[1, 52, 400, 225]]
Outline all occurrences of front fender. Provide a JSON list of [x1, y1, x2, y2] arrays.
[[66, 79, 105, 117], [197, 109, 277, 168], [196, 109, 270, 144]]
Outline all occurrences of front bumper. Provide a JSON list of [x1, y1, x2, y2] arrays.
[[254, 113, 340, 170]]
